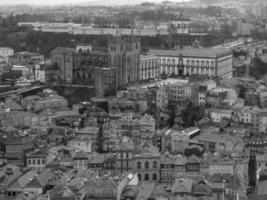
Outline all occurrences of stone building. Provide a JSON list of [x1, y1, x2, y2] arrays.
[[133, 142, 161, 182], [108, 36, 141, 89]]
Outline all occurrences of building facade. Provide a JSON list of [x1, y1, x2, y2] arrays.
[[108, 36, 140, 89], [148, 48, 233, 79], [139, 55, 160, 81]]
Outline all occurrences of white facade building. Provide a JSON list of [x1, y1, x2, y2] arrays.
[[148, 47, 233, 79]]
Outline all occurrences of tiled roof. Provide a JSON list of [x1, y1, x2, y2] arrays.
[[186, 155, 201, 164], [48, 185, 77, 200], [6, 170, 37, 192], [27, 150, 47, 158], [192, 182, 212, 195], [136, 183, 155, 200], [83, 176, 117, 190], [25, 176, 43, 188], [172, 178, 193, 194], [134, 142, 160, 156]]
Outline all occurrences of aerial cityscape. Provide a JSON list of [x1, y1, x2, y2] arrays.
[[0, 0, 267, 199]]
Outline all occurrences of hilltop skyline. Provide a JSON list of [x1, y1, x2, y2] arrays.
[[0, 0, 192, 6]]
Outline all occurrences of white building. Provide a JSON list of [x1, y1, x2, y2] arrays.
[[68, 138, 93, 153], [148, 47, 233, 79], [139, 55, 160, 81], [0, 47, 14, 62], [210, 109, 232, 123]]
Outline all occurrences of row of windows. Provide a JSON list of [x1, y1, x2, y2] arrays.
[[141, 61, 159, 69], [162, 58, 215, 67], [137, 161, 158, 169], [27, 158, 45, 165], [138, 173, 157, 181], [88, 189, 114, 197]]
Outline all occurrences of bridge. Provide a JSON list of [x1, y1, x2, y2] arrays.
[[0, 86, 44, 98]]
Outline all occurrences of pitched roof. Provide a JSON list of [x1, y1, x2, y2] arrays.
[[83, 176, 117, 191], [48, 185, 78, 200], [192, 182, 212, 195], [186, 155, 201, 163], [25, 176, 43, 189], [136, 183, 155, 200], [134, 142, 160, 156], [172, 178, 193, 194]]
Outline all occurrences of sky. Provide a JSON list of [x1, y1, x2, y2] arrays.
[[0, 0, 191, 6]]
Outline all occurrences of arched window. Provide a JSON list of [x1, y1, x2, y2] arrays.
[[167, 59, 171, 65], [191, 60, 195, 67], [138, 174, 141, 181], [201, 61, 204, 67], [152, 173, 157, 181], [206, 61, 209, 67], [163, 58, 166, 65], [153, 161, 157, 169], [211, 61, 215, 67], [186, 60, 190, 66], [172, 59, 175, 66], [144, 174, 149, 181], [196, 60, 200, 67], [137, 161, 141, 169], [145, 161, 150, 169]]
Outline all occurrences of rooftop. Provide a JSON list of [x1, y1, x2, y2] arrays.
[[148, 47, 232, 58]]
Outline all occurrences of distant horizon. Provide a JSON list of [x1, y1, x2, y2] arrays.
[[0, 0, 193, 6]]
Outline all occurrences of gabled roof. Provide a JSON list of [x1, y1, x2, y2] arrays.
[[186, 155, 201, 164], [136, 183, 155, 200], [25, 176, 43, 189], [172, 178, 193, 194], [48, 185, 78, 200], [134, 142, 160, 156], [192, 182, 212, 196], [6, 170, 38, 192]]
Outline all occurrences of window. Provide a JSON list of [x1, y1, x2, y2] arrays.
[[138, 174, 141, 181], [163, 58, 166, 65], [103, 190, 107, 196], [186, 60, 190, 66], [27, 159, 31, 165], [167, 59, 170, 65], [191, 60, 195, 66], [145, 161, 150, 169], [172, 59, 175, 66], [211, 61, 215, 67], [144, 173, 149, 181], [109, 190, 113, 196], [152, 173, 157, 180], [32, 159, 36, 165], [153, 161, 157, 169], [206, 61, 209, 67], [201, 61, 204, 67], [37, 159, 41, 165], [137, 161, 141, 169]]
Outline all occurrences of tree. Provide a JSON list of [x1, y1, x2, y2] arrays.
[[181, 103, 205, 127]]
